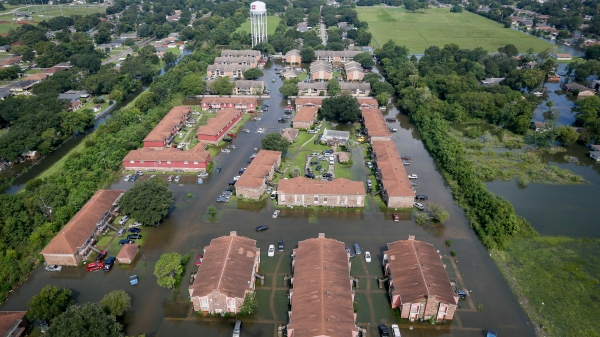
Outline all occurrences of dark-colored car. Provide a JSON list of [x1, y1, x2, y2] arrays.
[[229, 181, 237, 186], [345, 247, 355, 258], [401, 156, 411, 161], [310, 161, 318, 166], [223, 137, 233, 143], [392, 213, 399, 222], [278, 239, 284, 252], [415, 194, 428, 200], [128, 234, 142, 240], [378, 324, 389, 337], [315, 164, 322, 170], [225, 187, 234, 193], [455, 289, 468, 300], [239, 168, 247, 174], [95, 250, 107, 262], [323, 173, 333, 178], [128, 228, 141, 233], [255, 225, 269, 232], [314, 140, 318, 145], [103, 257, 116, 271], [304, 173, 315, 179], [215, 166, 222, 173], [119, 239, 135, 245]]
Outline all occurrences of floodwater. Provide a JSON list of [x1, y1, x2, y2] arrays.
[[0, 60, 535, 337]]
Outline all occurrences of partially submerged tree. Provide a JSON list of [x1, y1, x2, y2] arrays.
[[100, 290, 132, 317], [27, 285, 73, 321], [239, 293, 258, 315], [154, 252, 184, 289], [320, 94, 361, 122], [261, 133, 290, 156], [243, 68, 264, 80], [46, 303, 123, 337], [118, 178, 173, 226]]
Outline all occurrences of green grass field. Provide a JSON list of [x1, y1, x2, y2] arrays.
[[357, 6, 553, 53], [236, 15, 280, 36], [25, 4, 106, 18]]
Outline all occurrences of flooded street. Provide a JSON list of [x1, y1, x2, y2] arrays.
[[0, 60, 535, 337]]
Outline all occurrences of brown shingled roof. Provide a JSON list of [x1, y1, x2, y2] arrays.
[[288, 236, 358, 337], [362, 108, 391, 138], [295, 97, 324, 106], [278, 177, 365, 196], [236, 150, 281, 188], [293, 107, 318, 124], [385, 238, 457, 305], [189, 232, 258, 299], [0, 311, 26, 336], [123, 143, 210, 163], [116, 244, 139, 260], [143, 106, 191, 143], [200, 97, 257, 105], [196, 109, 242, 137], [371, 141, 415, 198], [40, 190, 124, 255]]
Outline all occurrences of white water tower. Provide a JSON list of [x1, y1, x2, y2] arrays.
[[250, 1, 267, 47]]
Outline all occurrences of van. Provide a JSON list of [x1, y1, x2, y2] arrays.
[[232, 320, 242, 337], [307, 129, 317, 134]]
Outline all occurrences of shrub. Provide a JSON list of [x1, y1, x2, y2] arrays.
[[450, 250, 457, 256]]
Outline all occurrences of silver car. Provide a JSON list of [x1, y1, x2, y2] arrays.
[[353, 244, 362, 255]]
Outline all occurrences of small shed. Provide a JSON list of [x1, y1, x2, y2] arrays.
[[321, 128, 350, 143], [117, 244, 139, 264], [281, 128, 298, 142], [337, 152, 350, 163]]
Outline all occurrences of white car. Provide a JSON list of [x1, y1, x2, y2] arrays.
[[272, 210, 280, 218], [257, 128, 265, 133], [391, 324, 401, 337], [414, 202, 424, 210], [364, 251, 371, 263], [268, 245, 275, 257], [198, 172, 209, 178], [221, 148, 231, 153], [242, 129, 251, 133], [123, 174, 131, 182], [45, 264, 63, 272], [174, 175, 181, 183], [233, 175, 241, 181], [271, 191, 277, 199], [408, 174, 418, 179]]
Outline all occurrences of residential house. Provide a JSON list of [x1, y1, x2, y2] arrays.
[[298, 82, 328, 96], [296, 22, 309, 32], [0, 311, 28, 337], [235, 150, 281, 200], [8, 80, 37, 95], [0, 45, 10, 52], [285, 49, 302, 64], [189, 231, 260, 313], [220, 49, 261, 61], [563, 82, 596, 99], [71, 100, 83, 111], [213, 56, 258, 67], [547, 74, 561, 83], [292, 107, 318, 129], [310, 60, 333, 81], [321, 129, 350, 143], [233, 80, 264, 95], [337, 21, 350, 31], [590, 151, 600, 162], [196, 109, 243, 143], [287, 234, 359, 337], [200, 97, 257, 112], [295, 97, 324, 110], [93, 104, 102, 113], [281, 128, 299, 142], [481, 78, 505, 85], [282, 69, 298, 79], [143, 106, 191, 148], [371, 141, 415, 208], [22, 150, 40, 160], [0, 56, 21, 67], [207, 64, 254, 78], [23, 73, 49, 82], [40, 190, 124, 266], [531, 121, 547, 132], [344, 61, 364, 81], [123, 143, 211, 172], [43, 63, 70, 75], [383, 236, 458, 321], [58, 90, 89, 101], [358, 98, 379, 109], [555, 53, 572, 61], [278, 178, 365, 207], [362, 108, 392, 142], [120, 33, 137, 40], [315, 50, 361, 63], [340, 82, 370, 96], [116, 244, 139, 264]]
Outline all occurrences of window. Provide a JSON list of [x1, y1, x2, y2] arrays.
[[201, 298, 209, 310], [194, 161, 198, 165], [157, 161, 161, 164], [184, 161, 188, 164], [167, 161, 171, 164], [323, 196, 328, 203], [130, 160, 134, 163], [140, 160, 144, 164], [314, 196, 318, 202]]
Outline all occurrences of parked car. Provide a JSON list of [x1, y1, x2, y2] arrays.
[[415, 195, 428, 200], [392, 213, 400, 222], [86, 261, 104, 272], [174, 175, 181, 183], [45, 264, 63, 272], [103, 257, 115, 271], [268, 245, 275, 257], [257, 128, 265, 133], [128, 228, 141, 233], [239, 168, 247, 174], [378, 324, 389, 337], [233, 320, 242, 337], [486, 331, 497, 337], [118, 215, 130, 225], [123, 174, 131, 182], [315, 164, 322, 171], [167, 175, 174, 182], [129, 275, 139, 286], [272, 210, 280, 218], [117, 228, 127, 236], [195, 254, 204, 266], [322, 173, 333, 178], [95, 250, 107, 261], [130, 175, 137, 182], [197, 178, 204, 185], [365, 251, 372, 263], [367, 180, 372, 188], [391, 324, 401, 337], [242, 129, 250, 133], [278, 239, 284, 252], [401, 156, 411, 161], [366, 162, 373, 169], [128, 234, 142, 240], [305, 173, 315, 179], [222, 148, 231, 153], [40, 320, 49, 334], [402, 161, 410, 166], [119, 239, 135, 245], [389, 128, 398, 132], [408, 174, 418, 179], [414, 202, 424, 210], [271, 191, 277, 199], [353, 244, 362, 255], [345, 247, 355, 258], [385, 118, 397, 122], [216, 166, 222, 173], [455, 289, 468, 300]]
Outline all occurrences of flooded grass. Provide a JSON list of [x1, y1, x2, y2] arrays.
[[450, 124, 585, 185], [273, 290, 290, 321], [493, 237, 600, 337]]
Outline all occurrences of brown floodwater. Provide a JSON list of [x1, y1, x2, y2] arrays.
[[0, 60, 535, 337]]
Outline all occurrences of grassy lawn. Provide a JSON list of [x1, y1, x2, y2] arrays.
[[236, 15, 281, 35], [298, 72, 307, 81], [357, 6, 553, 53], [494, 237, 600, 337], [0, 23, 20, 35], [29, 4, 106, 18], [167, 47, 181, 55]]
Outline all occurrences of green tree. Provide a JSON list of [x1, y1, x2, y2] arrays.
[[320, 95, 361, 123], [60, 109, 94, 134], [243, 68, 264, 80], [134, 92, 156, 112], [426, 203, 450, 223], [27, 285, 73, 321], [154, 252, 184, 289], [279, 79, 299, 97], [300, 46, 315, 63], [376, 92, 390, 106], [100, 290, 132, 317], [209, 77, 234, 95], [556, 126, 579, 145], [289, 166, 301, 178], [328, 78, 341, 96], [110, 89, 124, 102], [261, 133, 290, 156], [118, 178, 173, 226], [163, 51, 177, 65], [573, 95, 600, 124], [239, 293, 258, 315], [47, 303, 123, 337], [179, 73, 206, 96], [498, 44, 519, 57], [450, 5, 463, 13], [353, 52, 374, 68], [207, 204, 217, 216]]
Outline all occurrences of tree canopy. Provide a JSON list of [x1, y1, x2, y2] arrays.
[[117, 178, 173, 226], [100, 290, 132, 317], [46, 303, 123, 337], [209, 77, 234, 95], [154, 252, 184, 289], [279, 79, 299, 98], [327, 78, 341, 96], [243, 68, 264, 80], [353, 52, 374, 68], [320, 95, 361, 123], [27, 285, 73, 321], [261, 133, 290, 156]]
